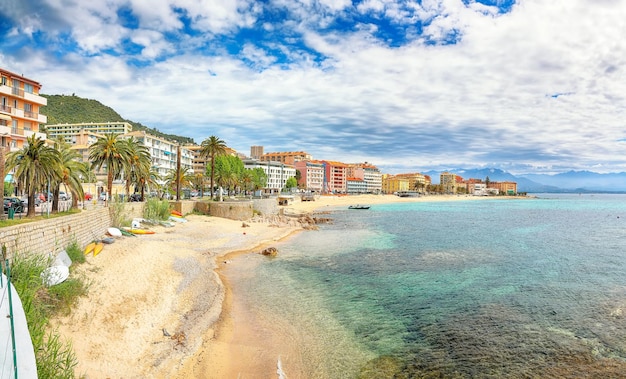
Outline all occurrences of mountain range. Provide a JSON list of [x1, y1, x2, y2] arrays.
[[426, 168, 626, 193]]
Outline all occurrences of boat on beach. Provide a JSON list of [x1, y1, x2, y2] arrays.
[[348, 205, 370, 209]]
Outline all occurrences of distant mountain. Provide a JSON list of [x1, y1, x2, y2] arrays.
[[521, 171, 626, 193], [424, 168, 626, 193], [40, 94, 194, 145]]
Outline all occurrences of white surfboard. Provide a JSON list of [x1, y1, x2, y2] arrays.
[[41, 265, 70, 287], [107, 227, 123, 237]]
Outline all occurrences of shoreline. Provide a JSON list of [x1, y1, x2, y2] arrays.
[[51, 194, 525, 377]]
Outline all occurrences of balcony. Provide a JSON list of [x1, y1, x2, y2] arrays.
[[24, 130, 47, 140], [0, 85, 11, 97], [0, 125, 10, 135], [24, 91, 47, 106], [11, 87, 24, 98], [0, 104, 11, 114]]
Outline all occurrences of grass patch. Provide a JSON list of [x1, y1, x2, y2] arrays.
[[65, 239, 85, 265], [143, 198, 171, 221], [0, 208, 83, 228], [4, 238, 91, 378]]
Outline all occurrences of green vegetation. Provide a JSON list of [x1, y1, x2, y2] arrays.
[[199, 135, 228, 199], [143, 198, 171, 221], [5, 238, 91, 378], [41, 94, 193, 145]]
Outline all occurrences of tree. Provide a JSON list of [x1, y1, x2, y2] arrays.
[[88, 134, 131, 204], [294, 170, 302, 188], [284, 177, 297, 192], [54, 139, 85, 211], [121, 138, 151, 201], [6, 135, 62, 217], [164, 166, 193, 196], [210, 155, 244, 198], [199, 136, 227, 200], [251, 167, 267, 192]]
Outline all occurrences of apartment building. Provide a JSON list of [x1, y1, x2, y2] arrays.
[[347, 177, 367, 194], [322, 160, 348, 194], [243, 159, 296, 192], [294, 160, 324, 192], [260, 150, 312, 165], [250, 145, 264, 159], [381, 174, 410, 194], [124, 131, 193, 179], [347, 163, 382, 194], [0, 68, 47, 151], [489, 181, 517, 195], [46, 121, 132, 143]]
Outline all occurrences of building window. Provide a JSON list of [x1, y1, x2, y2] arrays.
[[24, 83, 33, 94], [12, 119, 17, 134], [1, 77, 6, 86]]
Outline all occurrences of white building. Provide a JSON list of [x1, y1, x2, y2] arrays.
[[243, 159, 296, 192], [125, 131, 193, 178], [46, 121, 133, 143]]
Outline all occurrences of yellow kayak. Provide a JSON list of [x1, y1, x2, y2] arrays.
[[128, 229, 155, 235], [93, 242, 104, 257], [84, 242, 96, 255]]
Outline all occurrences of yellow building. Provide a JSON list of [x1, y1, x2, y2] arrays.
[[0, 68, 47, 151], [381, 174, 410, 194]]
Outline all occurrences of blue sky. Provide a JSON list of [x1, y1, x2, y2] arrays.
[[1, 0, 625, 175]]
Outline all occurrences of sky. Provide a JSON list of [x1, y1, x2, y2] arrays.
[[1, 0, 625, 175]]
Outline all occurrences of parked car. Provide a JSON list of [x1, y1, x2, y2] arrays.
[[99, 192, 108, 201], [4, 197, 24, 214], [59, 191, 71, 201], [129, 194, 142, 202], [84, 193, 93, 201]]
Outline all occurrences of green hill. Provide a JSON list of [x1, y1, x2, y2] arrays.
[[40, 94, 194, 145]]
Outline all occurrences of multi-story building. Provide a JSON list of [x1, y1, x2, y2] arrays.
[[46, 121, 132, 143], [250, 145, 264, 159], [185, 144, 240, 175], [489, 181, 517, 195], [322, 160, 347, 194], [260, 151, 312, 165], [347, 177, 367, 194], [124, 131, 193, 179], [440, 172, 460, 193], [381, 174, 410, 194], [395, 172, 429, 192], [243, 159, 296, 192], [294, 160, 324, 192], [0, 68, 47, 151], [347, 163, 382, 194]]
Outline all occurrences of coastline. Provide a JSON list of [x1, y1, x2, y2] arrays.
[[51, 194, 522, 377]]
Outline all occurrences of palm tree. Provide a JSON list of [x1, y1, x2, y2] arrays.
[[164, 166, 193, 196], [121, 138, 151, 201], [47, 138, 84, 213], [6, 135, 61, 217], [199, 136, 227, 200], [88, 134, 130, 204], [54, 141, 85, 211], [192, 172, 205, 198]]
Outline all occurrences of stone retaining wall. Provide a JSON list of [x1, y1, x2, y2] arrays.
[[209, 201, 253, 220], [0, 203, 145, 260]]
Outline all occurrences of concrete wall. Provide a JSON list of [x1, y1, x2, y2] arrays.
[[209, 201, 253, 220], [0, 203, 145, 260], [252, 198, 279, 216]]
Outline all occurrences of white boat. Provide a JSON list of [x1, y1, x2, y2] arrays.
[[1, 273, 38, 378]]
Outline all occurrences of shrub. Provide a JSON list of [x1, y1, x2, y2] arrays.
[[143, 198, 170, 221]]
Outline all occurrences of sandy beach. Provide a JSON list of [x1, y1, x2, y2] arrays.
[[51, 194, 506, 378]]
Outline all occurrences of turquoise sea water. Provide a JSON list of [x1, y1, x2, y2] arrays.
[[226, 194, 626, 378]]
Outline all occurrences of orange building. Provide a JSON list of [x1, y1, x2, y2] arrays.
[[0, 68, 47, 151], [260, 151, 312, 165], [489, 181, 518, 195]]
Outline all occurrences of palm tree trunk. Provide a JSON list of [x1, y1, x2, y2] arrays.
[[210, 155, 215, 200]]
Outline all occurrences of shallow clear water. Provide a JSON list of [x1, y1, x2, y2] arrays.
[[226, 194, 626, 378]]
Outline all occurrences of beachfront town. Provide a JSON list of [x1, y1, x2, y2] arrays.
[[0, 67, 517, 197]]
